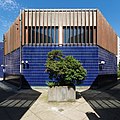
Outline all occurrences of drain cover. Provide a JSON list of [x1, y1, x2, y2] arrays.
[[58, 108, 64, 112]]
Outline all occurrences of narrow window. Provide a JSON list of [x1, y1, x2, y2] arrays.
[[66, 27, 70, 43], [81, 27, 85, 43], [28, 27, 31, 43], [55, 26, 58, 44], [63, 27, 66, 43], [78, 27, 81, 43], [44, 27, 47, 43], [32, 27, 35, 43], [90, 26, 93, 43], [74, 27, 77, 43], [48, 27, 51, 43], [71, 27, 74, 43], [51, 27, 54, 43], [36, 27, 39, 43], [40, 27, 43, 43], [86, 26, 89, 43]]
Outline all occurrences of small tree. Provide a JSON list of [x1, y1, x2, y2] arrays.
[[45, 50, 87, 87]]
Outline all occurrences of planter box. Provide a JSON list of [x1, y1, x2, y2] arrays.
[[48, 86, 76, 102]]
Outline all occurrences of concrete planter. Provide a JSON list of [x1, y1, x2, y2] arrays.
[[48, 86, 76, 102]]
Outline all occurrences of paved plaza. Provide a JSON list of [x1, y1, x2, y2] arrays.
[[0, 81, 120, 120]]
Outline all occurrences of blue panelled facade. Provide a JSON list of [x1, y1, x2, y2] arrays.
[[0, 42, 3, 77], [98, 47, 117, 75], [22, 46, 99, 86], [5, 46, 117, 86], [5, 48, 20, 75], [4, 45, 117, 86]]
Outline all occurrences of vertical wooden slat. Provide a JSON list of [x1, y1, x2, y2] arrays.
[[42, 10, 44, 44], [69, 10, 71, 44], [54, 10, 56, 44], [18, 16, 20, 48], [73, 10, 74, 44], [65, 10, 67, 44], [62, 10, 63, 45], [85, 10, 86, 45], [39, 9, 40, 44], [77, 10, 79, 44], [26, 10, 29, 45], [92, 10, 95, 45], [50, 10, 52, 45], [22, 10, 25, 45], [46, 11, 48, 44], [81, 10, 82, 44], [88, 9, 90, 45], [13, 25, 14, 51], [31, 10, 33, 44], [94, 11, 97, 47], [96, 10, 97, 45], [35, 10, 37, 44]]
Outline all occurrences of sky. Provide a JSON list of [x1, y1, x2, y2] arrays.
[[0, 0, 120, 41]]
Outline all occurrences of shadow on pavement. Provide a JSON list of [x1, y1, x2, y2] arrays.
[[0, 86, 41, 120], [76, 91, 82, 99], [81, 81, 120, 120]]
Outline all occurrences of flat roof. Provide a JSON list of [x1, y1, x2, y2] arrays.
[[24, 8, 97, 12]]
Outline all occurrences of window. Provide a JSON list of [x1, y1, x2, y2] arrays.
[[78, 27, 81, 43], [90, 27, 93, 43], [40, 27, 43, 43], [63, 26, 94, 44], [32, 27, 35, 43], [28, 27, 31, 43], [36, 27, 39, 43], [86, 27, 89, 43], [63, 27, 70, 43], [81, 27, 85, 43], [55, 27, 58, 43], [74, 27, 77, 43], [48, 27, 51, 43], [44, 27, 47, 43]]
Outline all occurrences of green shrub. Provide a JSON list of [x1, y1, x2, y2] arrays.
[[117, 63, 120, 78], [45, 50, 87, 87], [117, 70, 120, 78]]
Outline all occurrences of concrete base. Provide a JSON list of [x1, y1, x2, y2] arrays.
[[48, 86, 76, 102]]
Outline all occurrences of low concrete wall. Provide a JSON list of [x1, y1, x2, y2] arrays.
[[48, 86, 76, 102]]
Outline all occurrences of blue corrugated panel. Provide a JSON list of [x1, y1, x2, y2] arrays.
[[4, 45, 117, 87], [98, 47, 117, 75], [5, 49, 20, 74], [22, 46, 99, 86]]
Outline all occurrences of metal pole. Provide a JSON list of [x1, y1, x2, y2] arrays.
[[20, 9, 22, 74], [19, 9, 22, 89], [3, 34, 5, 81]]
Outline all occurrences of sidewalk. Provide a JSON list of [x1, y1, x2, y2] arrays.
[[20, 88, 99, 120], [0, 81, 120, 120]]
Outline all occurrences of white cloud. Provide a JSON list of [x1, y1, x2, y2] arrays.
[[0, 0, 19, 11]]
